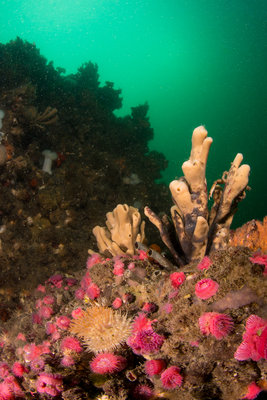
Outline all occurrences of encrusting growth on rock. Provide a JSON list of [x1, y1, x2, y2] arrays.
[[229, 216, 267, 253], [145, 126, 250, 265], [92, 203, 145, 257]]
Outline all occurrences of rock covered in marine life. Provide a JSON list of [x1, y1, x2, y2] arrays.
[[0, 247, 266, 399], [0, 144, 7, 165]]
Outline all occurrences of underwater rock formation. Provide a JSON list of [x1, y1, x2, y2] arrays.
[[0, 247, 266, 399], [145, 126, 250, 265], [0, 38, 170, 315]]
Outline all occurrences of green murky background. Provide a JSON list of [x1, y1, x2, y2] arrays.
[[1, 0, 266, 226]]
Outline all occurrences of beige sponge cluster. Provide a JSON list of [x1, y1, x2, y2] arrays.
[[145, 126, 250, 265], [92, 204, 145, 257]]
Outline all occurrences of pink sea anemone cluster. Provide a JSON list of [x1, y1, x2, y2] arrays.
[[23, 342, 51, 363], [144, 359, 183, 391], [198, 312, 234, 339], [16, 333, 26, 341], [12, 362, 28, 377], [46, 322, 60, 341], [197, 255, 213, 270], [32, 304, 54, 324], [132, 384, 154, 399], [249, 253, 267, 266], [30, 358, 45, 372], [71, 307, 84, 319], [128, 327, 165, 355], [144, 359, 166, 376], [112, 297, 123, 309], [56, 316, 71, 330], [142, 302, 157, 313], [86, 253, 102, 268], [0, 375, 24, 399], [138, 249, 149, 260], [0, 246, 266, 399], [249, 253, 267, 276], [60, 336, 82, 353], [242, 382, 262, 400], [195, 278, 219, 299], [113, 259, 125, 276], [0, 362, 10, 378], [90, 353, 127, 374], [47, 274, 63, 288], [127, 313, 165, 355], [170, 271, 186, 288], [130, 313, 155, 332], [86, 282, 100, 299], [36, 372, 63, 397], [79, 268, 100, 300], [234, 314, 267, 361], [160, 366, 183, 389], [61, 354, 75, 367]]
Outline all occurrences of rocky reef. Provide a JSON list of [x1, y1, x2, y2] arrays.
[[0, 129, 266, 400], [0, 246, 266, 399], [0, 38, 169, 317], [0, 38, 266, 400]]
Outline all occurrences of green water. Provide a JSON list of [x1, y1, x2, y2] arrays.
[[1, 0, 266, 226]]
